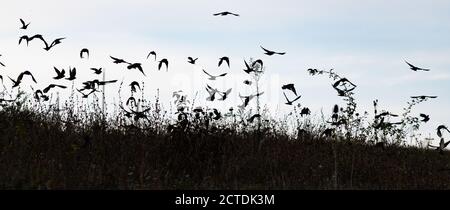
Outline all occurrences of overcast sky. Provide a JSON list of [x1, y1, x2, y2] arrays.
[[1, 0, 450, 142]]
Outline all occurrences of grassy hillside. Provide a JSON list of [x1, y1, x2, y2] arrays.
[[1, 103, 449, 190]]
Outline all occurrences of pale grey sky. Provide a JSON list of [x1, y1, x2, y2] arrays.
[[1, 0, 450, 143]]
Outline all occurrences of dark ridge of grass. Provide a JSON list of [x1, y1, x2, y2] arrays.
[[1, 104, 450, 190]]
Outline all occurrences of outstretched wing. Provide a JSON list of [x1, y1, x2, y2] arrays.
[[260, 46, 271, 53], [282, 92, 290, 102], [202, 69, 213, 77]]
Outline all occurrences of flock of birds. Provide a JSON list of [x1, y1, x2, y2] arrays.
[[0, 13, 449, 153]]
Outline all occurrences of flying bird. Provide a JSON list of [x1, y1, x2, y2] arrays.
[[158, 59, 169, 71], [332, 78, 357, 96], [9, 71, 37, 88], [213, 11, 239, 16], [202, 69, 227, 80], [188, 57, 198, 64], [53, 67, 65, 79], [66, 67, 76, 81], [218, 56, 230, 68], [437, 125, 450, 138], [127, 63, 146, 76], [429, 138, 450, 154], [283, 92, 301, 105], [405, 60, 430, 72], [252, 59, 264, 69], [110, 56, 131, 65], [80, 48, 89, 59], [419, 114, 430, 123], [239, 92, 264, 108], [261, 46, 286, 56], [126, 96, 137, 107], [43, 84, 67, 93], [77, 89, 96, 98], [18, 34, 42, 46], [38, 36, 65, 51], [205, 85, 218, 101], [19, 18, 30, 29], [282, 84, 297, 96], [129, 81, 141, 93], [90, 67, 102, 75], [95, 79, 118, 86], [217, 88, 232, 101], [243, 60, 263, 74], [34, 90, 49, 102], [147, 51, 156, 61], [243, 80, 252, 85], [248, 114, 261, 123], [375, 111, 399, 119], [411, 95, 438, 100]]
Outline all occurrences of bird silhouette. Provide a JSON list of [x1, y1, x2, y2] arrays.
[[126, 96, 137, 107], [332, 78, 357, 96], [375, 111, 399, 119], [419, 114, 430, 123], [34, 90, 49, 102], [43, 84, 67, 93], [373, 118, 403, 130], [53, 67, 65, 80], [95, 79, 118, 86], [252, 59, 263, 69], [300, 107, 311, 117], [202, 69, 227, 80], [188, 57, 198, 64], [405, 60, 430, 72], [18, 34, 42, 46], [127, 63, 145, 76], [429, 138, 450, 154], [77, 89, 97, 98], [248, 114, 261, 123], [110, 56, 131, 65], [120, 105, 151, 121], [158, 59, 169, 71], [147, 51, 157, 61], [90, 67, 102, 75], [333, 78, 356, 89], [243, 80, 252, 85], [36, 36, 65, 51], [19, 18, 30, 29], [239, 92, 264, 108], [66, 67, 76, 81], [129, 81, 141, 93], [217, 88, 232, 101], [218, 56, 230, 68], [283, 92, 301, 105], [261, 46, 286, 56], [9, 71, 37, 88], [213, 11, 239, 16], [282, 84, 297, 96], [80, 48, 89, 59], [411, 95, 437, 100], [211, 109, 222, 120], [437, 125, 450, 138], [205, 85, 218, 101], [243, 60, 263, 74]]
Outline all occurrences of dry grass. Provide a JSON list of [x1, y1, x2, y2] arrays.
[[1, 100, 449, 190]]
